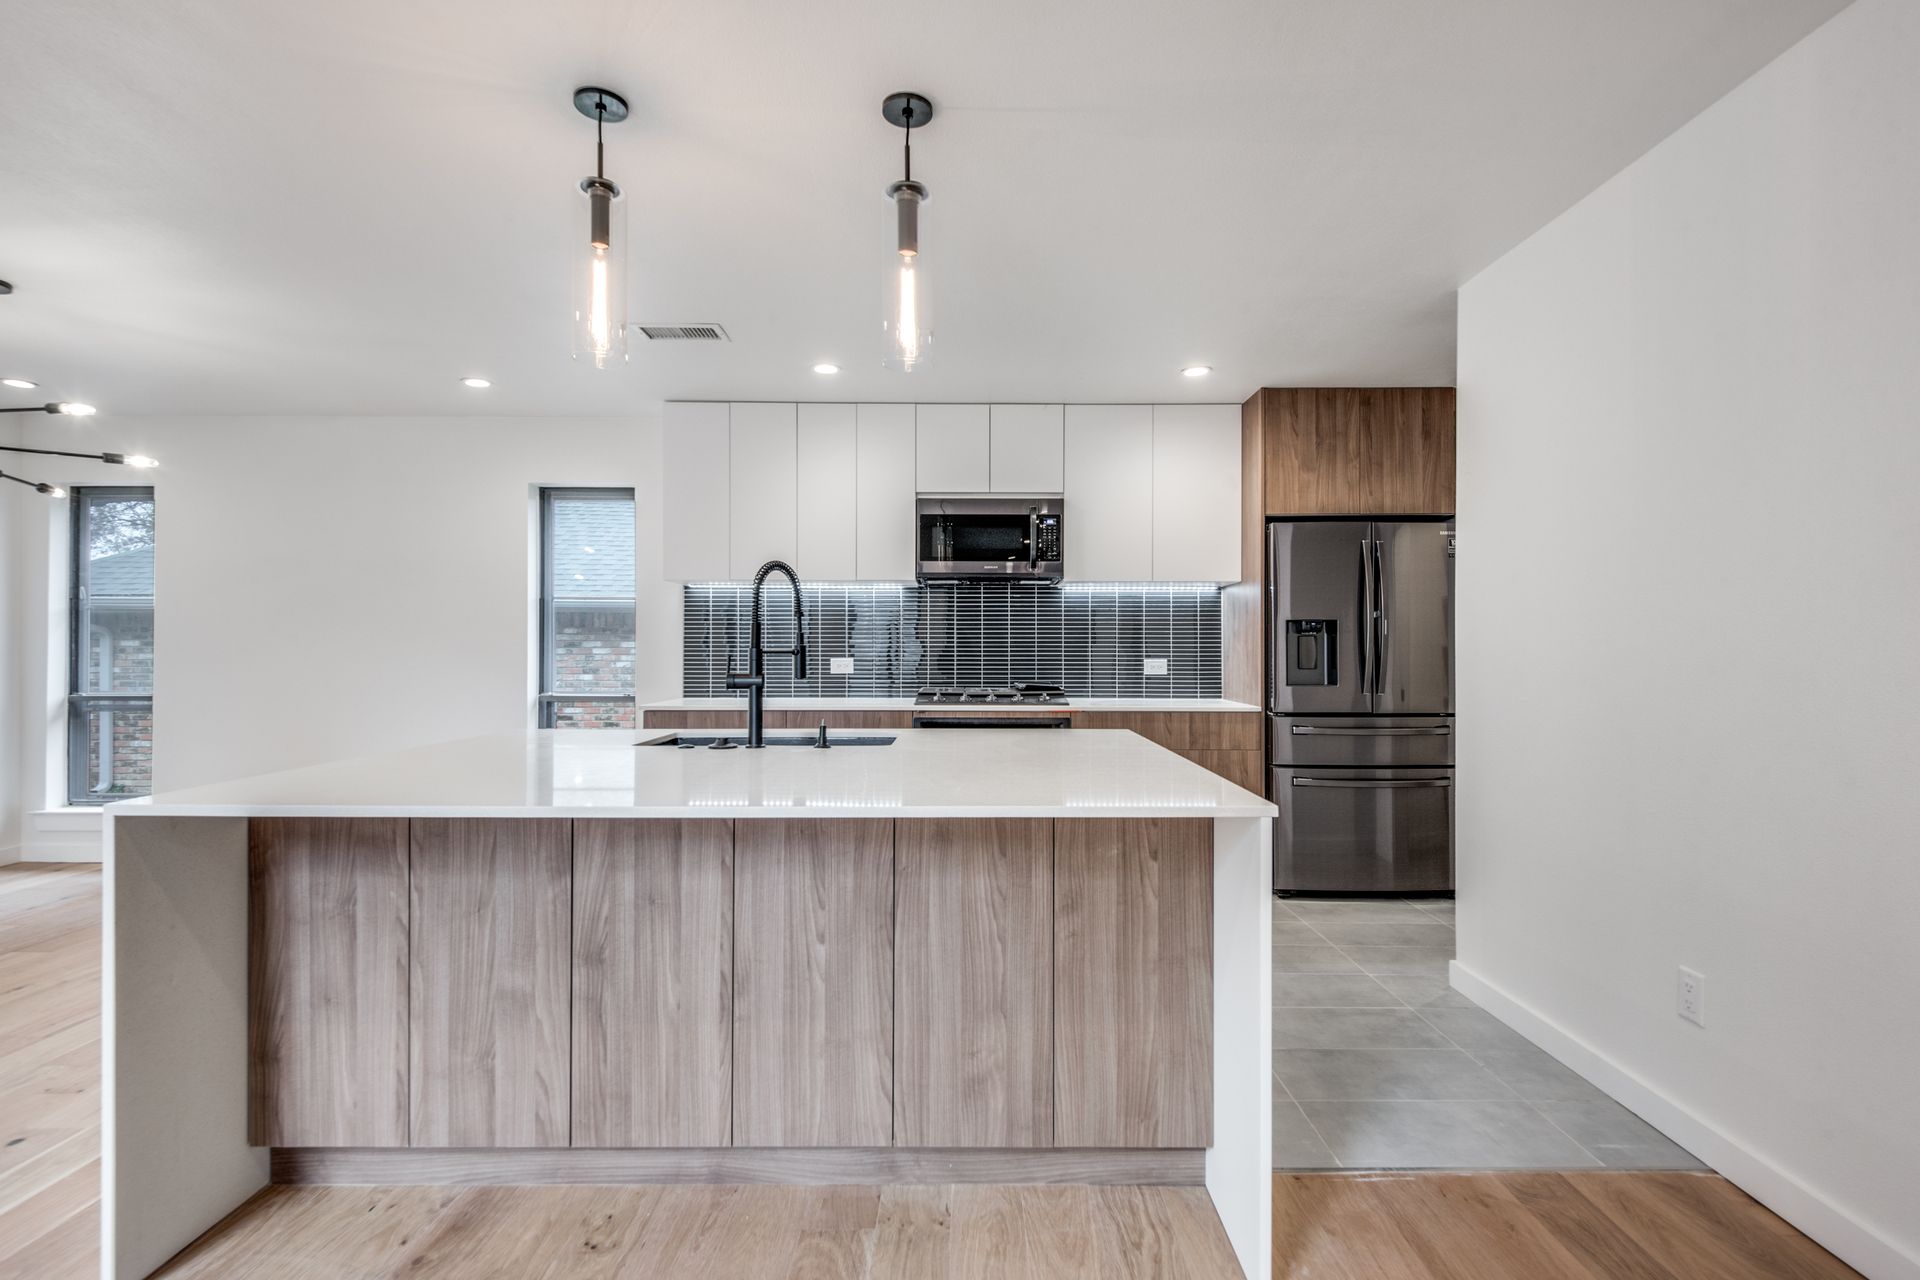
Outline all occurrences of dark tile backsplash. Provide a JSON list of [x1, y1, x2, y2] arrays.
[[683, 582, 1223, 698]]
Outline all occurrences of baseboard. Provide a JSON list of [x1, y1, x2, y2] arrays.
[[1451, 960, 1919, 1280], [0, 844, 19, 867], [21, 850, 103, 864]]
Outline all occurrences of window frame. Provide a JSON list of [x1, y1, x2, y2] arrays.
[[67, 485, 156, 806], [536, 486, 637, 729]]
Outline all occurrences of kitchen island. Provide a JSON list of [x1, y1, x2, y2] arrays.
[[103, 728, 1273, 1278]]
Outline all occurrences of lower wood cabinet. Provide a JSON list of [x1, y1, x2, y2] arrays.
[[250, 815, 1213, 1154], [1055, 818, 1213, 1148], [732, 819, 895, 1147], [248, 817, 409, 1148], [409, 818, 570, 1147], [894, 819, 1053, 1147], [573, 820, 734, 1147]]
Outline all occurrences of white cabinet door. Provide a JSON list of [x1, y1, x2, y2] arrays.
[[914, 404, 989, 492], [662, 401, 730, 582], [796, 404, 857, 580], [1063, 405, 1154, 582], [856, 403, 917, 581], [729, 403, 798, 579], [989, 404, 1064, 493], [1151, 404, 1241, 582]]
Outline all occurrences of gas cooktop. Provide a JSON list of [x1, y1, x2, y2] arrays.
[[914, 685, 1071, 707]]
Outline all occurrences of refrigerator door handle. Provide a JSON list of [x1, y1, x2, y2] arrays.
[[1290, 725, 1450, 736], [1357, 538, 1375, 699], [1291, 777, 1452, 789], [1372, 537, 1387, 699]]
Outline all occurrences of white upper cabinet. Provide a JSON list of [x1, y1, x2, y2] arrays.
[[728, 403, 799, 579], [796, 404, 857, 580], [988, 404, 1065, 493], [1063, 405, 1154, 581], [914, 404, 989, 492], [1151, 404, 1241, 582], [662, 401, 731, 582], [855, 404, 917, 581]]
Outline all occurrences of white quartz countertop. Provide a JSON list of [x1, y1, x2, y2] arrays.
[[109, 729, 1277, 820], [641, 696, 1262, 713]]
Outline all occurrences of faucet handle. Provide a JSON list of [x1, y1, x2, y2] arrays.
[[726, 672, 763, 690]]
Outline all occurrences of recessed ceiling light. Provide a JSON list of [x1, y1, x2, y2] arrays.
[[1181, 365, 1212, 378], [2, 378, 35, 389], [813, 363, 840, 375], [461, 377, 492, 389]]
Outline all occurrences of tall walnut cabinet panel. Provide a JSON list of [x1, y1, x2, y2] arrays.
[[732, 819, 896, 1147], [894, 819, 1054, 1147], [572, 819, 734, 1147], [408, 818, 570, 1147], [248, 818, 410, 1147]]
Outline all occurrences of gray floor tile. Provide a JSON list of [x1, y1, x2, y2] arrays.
[[1271, 920, 1328, 944], [1417, 1007, 1538, 1053], [1310, 920, 1457, 947], [1273, 945, 1362, 974], [1285, 900, 1436, 922], [1298, 1099, 1602, 1169], [1472, 1047, 1611, 1103], [1534, 1099, 1706, 1170], [1275, 1007, 1453, 1049], [1338, 945, 1455, 977], [1372, 975, 1475, 1009], [1412, 900, 1456, 918], [1273, 973, 1402, 1008], [1273, 1099, 1339, 1168], [1276, 1049, 1515, 1101]]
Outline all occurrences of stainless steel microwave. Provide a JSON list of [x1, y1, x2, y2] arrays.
[[915, 496, 1064, 583]]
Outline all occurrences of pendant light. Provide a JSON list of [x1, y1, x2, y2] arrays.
[[571, 87, 630, 368], [881, 93, 934, 372]]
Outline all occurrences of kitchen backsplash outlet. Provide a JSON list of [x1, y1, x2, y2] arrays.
[[683, 582, 1222, 698]]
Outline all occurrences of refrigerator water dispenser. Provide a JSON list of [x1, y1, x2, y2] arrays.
[[1285, 619, 1337, 686]]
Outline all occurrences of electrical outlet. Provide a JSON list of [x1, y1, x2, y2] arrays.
[[829, 656, 854, 675], [1143, 657, 1169, 676], [1677, 967, 1706, 1026]]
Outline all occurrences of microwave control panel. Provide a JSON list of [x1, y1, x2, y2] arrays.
[[1035, 514, 1062, 561]]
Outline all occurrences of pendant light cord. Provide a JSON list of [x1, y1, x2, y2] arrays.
[[903, 101, 913, 182], [595, 98, 607, 182]]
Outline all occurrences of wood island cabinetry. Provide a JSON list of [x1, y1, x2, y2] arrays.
[[246, 814, 1214, 1156]]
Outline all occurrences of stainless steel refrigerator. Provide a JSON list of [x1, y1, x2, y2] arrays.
[[1268, 519, 1455, 893]]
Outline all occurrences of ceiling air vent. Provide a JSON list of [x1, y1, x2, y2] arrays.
[[634, 323, 731, 342]]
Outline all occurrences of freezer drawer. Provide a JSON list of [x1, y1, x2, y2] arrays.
[[1270, 715, 1455, 768], [1274, 767, 1454, 893]]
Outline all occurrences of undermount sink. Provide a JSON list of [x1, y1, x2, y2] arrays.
[[641, 734, 897, 749]]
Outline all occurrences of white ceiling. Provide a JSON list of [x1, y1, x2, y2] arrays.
[[0, 0, 1848, 416]]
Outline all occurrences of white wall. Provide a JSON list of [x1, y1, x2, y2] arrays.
[[6, 414, 678, 856], [1456, 2, 1920, 1276], [0, 421, 24, 863]]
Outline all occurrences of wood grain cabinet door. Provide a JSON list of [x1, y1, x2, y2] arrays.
[[1054, 818, 1213, 1148], [573, 820, 734, 1147], [248, 817, 409, 1147], [733, 819, 894, 1147], [409, 819, 571, 1147], [894, 819, 1053, 1147]]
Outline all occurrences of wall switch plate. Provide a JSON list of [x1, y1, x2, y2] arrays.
[[829, 656, 854, 675], [1677, 967, 1706, 1026], [1143, 657, 1169, 676]]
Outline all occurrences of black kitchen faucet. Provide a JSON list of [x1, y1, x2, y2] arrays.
[[725, 560, 808, 748]]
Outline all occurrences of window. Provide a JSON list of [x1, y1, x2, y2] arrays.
[[538, 488, 636, 728], [69, 488, 156, 804]]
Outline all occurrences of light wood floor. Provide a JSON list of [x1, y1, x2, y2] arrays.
[[0, 864, 101, 1280], [0, 864, 1865, 1280], [151, 1182, 1241, 1278], [1274, 1171, 1861, 1280]]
